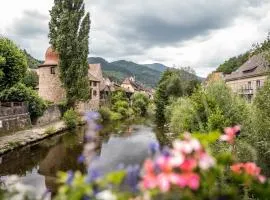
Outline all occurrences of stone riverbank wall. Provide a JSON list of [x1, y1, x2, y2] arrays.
[[0, 102, 31, 136], [33, 104, 62, 126]]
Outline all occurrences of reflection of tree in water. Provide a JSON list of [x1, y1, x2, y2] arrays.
[[154, 126, 173, 147]]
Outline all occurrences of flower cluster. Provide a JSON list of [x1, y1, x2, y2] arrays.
[[141, 133, 215, 192], [231, 162, 266, 183], [220, 125, 241, 144]]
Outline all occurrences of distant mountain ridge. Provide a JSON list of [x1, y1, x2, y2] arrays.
[[88, 57, 202, 88], [144, 63, 168, 72], [88, 57, 164, 88]]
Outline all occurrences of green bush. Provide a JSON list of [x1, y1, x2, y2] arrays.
[[131, 92, 150, 116], [99, 107, 112, 122], [63, 109, 79, 129], [0, 83, 47, 120], [166, 81, 249, 133]]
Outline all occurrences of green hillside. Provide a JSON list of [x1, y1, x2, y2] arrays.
[[88, 57, 202, 88], [88, 57, 163, 88], [23, 50, 43, 69]]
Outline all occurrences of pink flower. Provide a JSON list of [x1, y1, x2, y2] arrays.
[[230, 162, 267, 184], [177, 172, 200, 190], [180, 159, 197, 172], [230, 163, 244, 174], [173, 138, 201, 154], [258, 175, 266, 184], [244, 162, 260, 176], [141, 159, 158, 189], [220, 125, 241, 144]]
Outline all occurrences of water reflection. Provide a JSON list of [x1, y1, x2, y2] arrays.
[[0, 122, 162, 198]]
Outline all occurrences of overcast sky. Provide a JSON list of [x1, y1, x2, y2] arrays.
[[1, 0, 270, 77]]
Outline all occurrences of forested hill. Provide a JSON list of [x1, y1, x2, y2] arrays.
[[88, 57, 203, 88], [23, 50, 43, 69], [216, 36, 270, 74], [216, 52, 249, 74], [88, 57, 166, 88]]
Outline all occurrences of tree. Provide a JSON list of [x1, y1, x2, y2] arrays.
[[22, 70, 39, 89], [0, 37, 27, 90], [154, 69, 200, 126], [49, 0, 91, 108]]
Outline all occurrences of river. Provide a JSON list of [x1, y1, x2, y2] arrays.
[[0, 120, 170, 198]]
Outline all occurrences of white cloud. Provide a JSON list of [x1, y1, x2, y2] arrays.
[[1, 0, 270, 77]]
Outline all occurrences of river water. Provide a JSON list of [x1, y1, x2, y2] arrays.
[[0, 120, 169, 198]]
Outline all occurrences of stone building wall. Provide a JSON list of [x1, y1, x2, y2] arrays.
[[76, 81, 100, 113], [226, 75, 267, 98], [0, 102, 31, 136], [37, 66, 66, 103]]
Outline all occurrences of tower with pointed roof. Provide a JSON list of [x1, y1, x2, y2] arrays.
[[37, 47, 66, 103]]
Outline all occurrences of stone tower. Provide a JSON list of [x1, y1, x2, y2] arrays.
[[37, 47, 66, 103]]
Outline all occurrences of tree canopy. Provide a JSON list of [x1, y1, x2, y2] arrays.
[[49, 0, 91, 107], [0, 37, 27, 90]]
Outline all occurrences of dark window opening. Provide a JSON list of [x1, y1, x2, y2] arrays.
[[93, 90, 97, 96], [51, 66, 56, 74], [93, 82, 97, 87], [256, 80, 261, 88]]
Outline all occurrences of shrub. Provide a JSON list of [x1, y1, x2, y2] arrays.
[[99, 107, 112, 122], [166, 81, 249, 133], [63, 109, 79, 129], [131, 92, 150, 116], [0, 83, 47, 120]]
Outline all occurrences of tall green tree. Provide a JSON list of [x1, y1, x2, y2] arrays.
[[49, 0, 91, 107], [154, 69, 200, 126], [0, 37, 27, 90]]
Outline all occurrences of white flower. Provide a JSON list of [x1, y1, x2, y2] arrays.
[[96, 190, 117, 200], [199, 153, 216, 170]]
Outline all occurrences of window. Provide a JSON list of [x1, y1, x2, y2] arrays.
[[93, 82, 97, 87], [93, 90, 97, 96], [256, 80, 261, 88], [89, 89, 92, 99], [51, 66, 56, 74], [89, 81, 92, 86], [247, 81, 251, 89]]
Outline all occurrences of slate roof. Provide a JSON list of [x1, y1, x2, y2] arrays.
[[225, 53, 270, 81], [88, 64, 103, 82]]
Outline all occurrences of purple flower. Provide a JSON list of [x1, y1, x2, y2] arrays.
[[125, 164, 140, 192], [149, 141, 160, 156], [86, 168, 102, 183], [77, 155, 85, 163], [86, 112, 100, 121], [161, 146, 171, 157], [66, 170, 74, 185]]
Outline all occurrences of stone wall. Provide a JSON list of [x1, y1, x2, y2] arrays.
[[0, 102, 31, 136], [33, 105, 62, 126]]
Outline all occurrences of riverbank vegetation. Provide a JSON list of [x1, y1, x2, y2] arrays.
[[99, 90, 151, 123], [0, 37, 47, 120]]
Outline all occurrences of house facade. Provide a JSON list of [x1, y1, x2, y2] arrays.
[[37, 47, 102, 112], [224, 53, 269, 102]]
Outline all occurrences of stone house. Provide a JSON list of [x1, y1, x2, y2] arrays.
[[225, 53, 270, 102], [37, 47, 103, 112], [121, 77, 153, 98]]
